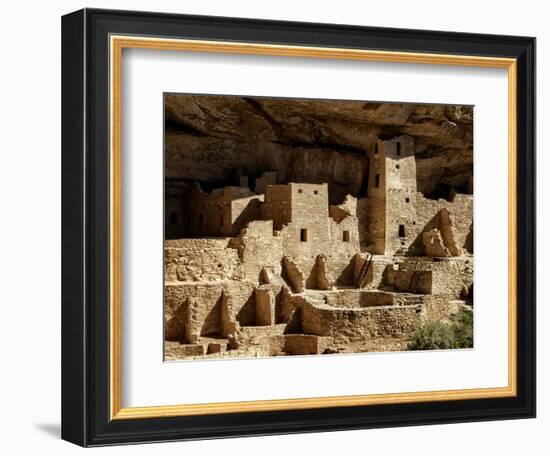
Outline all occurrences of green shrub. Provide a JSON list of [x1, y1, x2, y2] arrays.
[[451, 309, 473, 349], [408, 309, 473, 351], [408, 321, 455, 350]]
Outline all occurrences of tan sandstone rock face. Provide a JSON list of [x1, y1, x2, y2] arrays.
[[165, 95, 473, 199], [163, 95, 474, 361]]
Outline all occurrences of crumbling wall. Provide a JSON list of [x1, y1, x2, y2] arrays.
[[186, 184, 263, 237], [308, 254, 333, 290], [219, 292, 240, 337], [164, 239, 239, 282], [329, 194, 357, 222], [255, 286, 275, 326], [438, 207, 462, 256], [420, 208, 464, 257], [165, 281, 257, 341], [281, 255, 306, 293], [230, 195, 264, 235], [229, 220, 283, 282], [423, 228, 451, 257], [413, 193, 473, 254], [383, 257, 472, 298], [276, 288, 309, 325]]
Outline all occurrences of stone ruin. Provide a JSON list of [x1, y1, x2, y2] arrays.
[[164, 135, 473, 360]]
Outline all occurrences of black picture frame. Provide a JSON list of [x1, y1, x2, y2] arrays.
[[62, 8, 536, 447]]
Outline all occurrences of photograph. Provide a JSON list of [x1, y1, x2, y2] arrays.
[[163, 95, 474, 361], [53, 4, 536, 449]]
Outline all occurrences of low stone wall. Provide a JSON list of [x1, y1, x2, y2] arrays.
[[165, 281, 257, 340], [282, 334, 334, 355], [164, 238, 239, 282], [383, 257, 472, 298], [421, 296, 464, 323], [301, 301, 422, 344], [384, 262, 433, 294], [322, 289, 394, 308], [430, 259, 473, 297]]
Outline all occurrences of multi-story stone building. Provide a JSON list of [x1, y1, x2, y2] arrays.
[[164, 134, 474, 360]]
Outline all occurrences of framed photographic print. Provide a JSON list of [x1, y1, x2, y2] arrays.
[[61, 8, 536, 447]]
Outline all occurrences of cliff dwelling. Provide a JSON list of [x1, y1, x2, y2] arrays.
[[164, 95, 474, 360]]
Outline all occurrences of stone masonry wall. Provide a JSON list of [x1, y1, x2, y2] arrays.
[[164, 238, 239, 282], [383, 257, 473, 298], [261, 185, 292, 230], [383, 136, 418, 256], [229, 220, 283, 282], [273, 184, 359, 286], [186, 184, 263, 237], [411, 193, 473, 255], [165, 281, 258, 341], [322, 290, 395, 308], [301, 301, 422, 344]]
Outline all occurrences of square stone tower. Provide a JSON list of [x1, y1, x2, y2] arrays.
[[262, 183, 329, 234], [366, 135, 417, 255]]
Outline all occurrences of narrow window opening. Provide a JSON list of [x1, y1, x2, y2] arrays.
[[298, 188, 303, 193], [396, 164, 400, 169], [169, 212, 178, 225], [343, 230, 350, 242], [375, 174, 380, 188], [396, 142, 401, 156], [300, 229, 308, 242], [398, 224, 406, 238], [314, 190, 318, 195], [405, 197, 410, 203]]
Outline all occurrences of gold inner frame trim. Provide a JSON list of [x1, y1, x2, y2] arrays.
[[109, 35, 518, 420]]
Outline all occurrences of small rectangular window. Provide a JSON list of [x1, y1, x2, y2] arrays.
[[405, 197, 410, 203], [343, 230, 350, 242], [314, 190, 318, 195], [298, 189, 303, 193], [396, 164, 400, 169], [396, 142, 401, 156], [300, 229, 307, 242], [375, 174, 380, 188], [398, 224, 406, 237]]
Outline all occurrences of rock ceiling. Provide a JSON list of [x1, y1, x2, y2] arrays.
[[165, 95, 473, 198]]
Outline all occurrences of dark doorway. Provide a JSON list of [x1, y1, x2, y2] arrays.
[[398, 224, 406, 237]]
